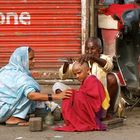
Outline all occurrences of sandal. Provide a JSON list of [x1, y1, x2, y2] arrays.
[[6, 116, 29, 127], [6, 121, 29, 127]]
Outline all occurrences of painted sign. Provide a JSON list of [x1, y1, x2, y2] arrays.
[[0, 12, 30, 25]]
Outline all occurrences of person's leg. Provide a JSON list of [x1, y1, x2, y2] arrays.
[[12, 98, 32, 119], [52, 82, 71, 120], [107, 73, 119, 117], [6, 97, 32, 125]]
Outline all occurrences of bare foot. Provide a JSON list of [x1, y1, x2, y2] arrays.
[[6, 116, 26, 125]]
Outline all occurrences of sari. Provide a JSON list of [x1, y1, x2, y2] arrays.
[[0, 47, 40, 122]]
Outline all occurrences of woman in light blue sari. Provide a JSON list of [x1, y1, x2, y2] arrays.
[[0, 47, 71, 126]]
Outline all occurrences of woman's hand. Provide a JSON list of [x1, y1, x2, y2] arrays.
[[53, 90, 72, 100]]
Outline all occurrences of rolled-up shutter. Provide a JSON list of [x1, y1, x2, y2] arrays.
[[0, 0, 81, 70]]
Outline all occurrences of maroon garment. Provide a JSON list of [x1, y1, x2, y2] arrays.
[[54, 75, 107, 132]]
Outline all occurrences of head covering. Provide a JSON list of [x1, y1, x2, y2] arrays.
[[0, 46, 40, 96], [2, 46, 30, 74], [0, 47, 40, 122]]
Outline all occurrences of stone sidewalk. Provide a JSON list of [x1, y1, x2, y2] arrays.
[[0, 107, 140, 140]]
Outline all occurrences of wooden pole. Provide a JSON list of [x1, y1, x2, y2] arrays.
[[90, 0, 97, 37]]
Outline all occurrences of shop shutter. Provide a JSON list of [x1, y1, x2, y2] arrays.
[[0, 0, 81, 70]]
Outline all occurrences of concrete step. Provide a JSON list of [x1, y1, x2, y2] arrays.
[[31, 70, 80, 93], [32, 70, 60, 80], [38, 79, 80, 93]]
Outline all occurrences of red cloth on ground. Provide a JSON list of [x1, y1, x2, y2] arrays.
[[54, 75, 107, 132]]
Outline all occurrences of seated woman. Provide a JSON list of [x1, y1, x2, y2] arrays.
[[0, 47, 71, 126], [54, 61, 110, 132]]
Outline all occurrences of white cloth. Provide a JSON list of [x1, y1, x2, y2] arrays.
[[45, 101, 60, 112], [36, 101, 60, 112], [52, 82, 71, 93]]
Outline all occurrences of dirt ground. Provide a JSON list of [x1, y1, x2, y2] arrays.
[[0, 107, 140, 140]]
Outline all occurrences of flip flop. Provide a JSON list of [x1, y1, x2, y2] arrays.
[[6, 121, 29, 127]]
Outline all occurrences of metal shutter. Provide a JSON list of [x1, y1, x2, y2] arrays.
[[0, 0, 81, 70]]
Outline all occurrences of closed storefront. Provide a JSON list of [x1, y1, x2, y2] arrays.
[[0, 0, 88, 72]]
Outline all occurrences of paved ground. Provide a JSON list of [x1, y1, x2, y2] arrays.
[[0, 107, 140, 140]]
